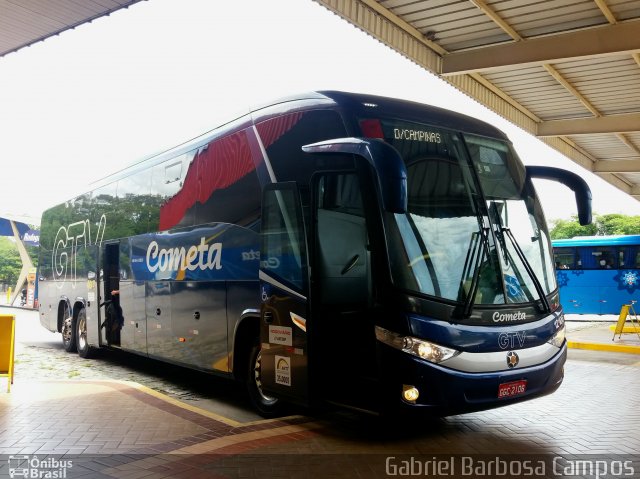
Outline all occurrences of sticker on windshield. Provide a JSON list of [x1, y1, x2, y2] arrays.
[[505, 274, 524, 300]]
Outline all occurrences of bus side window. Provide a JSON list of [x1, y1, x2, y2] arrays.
[[627, 246, 640, 269], [619, 245, 640, 269], [618, 246, 637, 269], [553, 247, 574, 270], [592, 246, 615, 269]]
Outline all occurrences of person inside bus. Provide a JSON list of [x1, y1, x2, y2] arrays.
[[599, 259, 613, 269], [106, 289, 124, 344]]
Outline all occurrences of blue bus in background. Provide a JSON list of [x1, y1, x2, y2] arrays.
[[552, 235, 640, 314]]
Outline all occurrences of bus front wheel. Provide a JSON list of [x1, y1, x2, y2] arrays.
[[247, 342, 282, 417]]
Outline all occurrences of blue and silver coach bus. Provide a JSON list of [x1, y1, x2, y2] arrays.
[[37, 91, 591, 416], [553, 235, 640, 314]]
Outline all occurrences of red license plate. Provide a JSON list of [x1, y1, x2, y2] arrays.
[[498, 380, 527, 399]]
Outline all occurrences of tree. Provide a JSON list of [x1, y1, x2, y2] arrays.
[[549, 213, 640, 239], [549, 217, 597, 239], [0, 237, 22, 286], [598, 214, 640, 235]]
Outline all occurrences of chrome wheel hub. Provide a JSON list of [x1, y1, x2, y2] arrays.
[[254, 350, 276, 403]]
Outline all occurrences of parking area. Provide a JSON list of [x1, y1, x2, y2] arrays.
[[1, 307, 640, 478]]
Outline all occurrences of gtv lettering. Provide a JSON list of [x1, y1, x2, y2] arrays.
[[146, 237, 222, 273], [498, 331, 526, 350], [52, 215, 106, 287]]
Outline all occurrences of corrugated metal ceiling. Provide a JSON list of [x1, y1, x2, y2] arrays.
[[0, 0, 144, 58], [2, 0, 639, 201], [316, 0, 640, 200]]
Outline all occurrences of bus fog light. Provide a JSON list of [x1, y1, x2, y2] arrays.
[[402, 385, 419, 403]]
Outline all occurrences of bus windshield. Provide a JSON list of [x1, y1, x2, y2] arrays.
[[378, 119, 556, 309]]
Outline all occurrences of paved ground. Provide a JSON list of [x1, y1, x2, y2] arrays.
[[1, 307, 640, 478], [9, 306, 265, 423]]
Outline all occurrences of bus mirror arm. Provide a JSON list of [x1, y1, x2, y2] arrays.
[[302, 138, 408, 213], [525, 165, 592, 226]]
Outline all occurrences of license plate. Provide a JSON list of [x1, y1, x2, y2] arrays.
[[498, 379, 527, 399]]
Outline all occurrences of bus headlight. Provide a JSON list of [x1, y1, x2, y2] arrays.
[[547, 325, 566, 348], [375, 326, 460, 364]]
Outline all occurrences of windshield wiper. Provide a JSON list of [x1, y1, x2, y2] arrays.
[[501, 226, 551, 314], [458, 226, 490, 318]]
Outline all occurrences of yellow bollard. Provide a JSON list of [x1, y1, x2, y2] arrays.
[[0, 315, 16, 392], [6, 287, 11, 305]]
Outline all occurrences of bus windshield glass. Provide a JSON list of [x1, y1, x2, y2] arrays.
[[373, 119, 556, 308]]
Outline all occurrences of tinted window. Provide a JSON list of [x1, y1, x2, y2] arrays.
[[114, 169, 153, 238], [152, 154, 191, 230], [37, 248, 52, 281], [193, 130, 261, 227], [92, 183, 117, 242], [151, 131, 262, 231], [578, 246, 616, 269], [40, 192, 92, 251], [618, 245, 640, 269], [261, 186, 306, 291], [257, 110, 352, 186], [316, 173, 364, 217], [554, 247, 575, 270]]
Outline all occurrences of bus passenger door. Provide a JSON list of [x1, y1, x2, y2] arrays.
[[259, 183, 310, 406], [102, 243, 123, 347]]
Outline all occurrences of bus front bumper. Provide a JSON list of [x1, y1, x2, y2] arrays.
[[379, 343, 566, 416]]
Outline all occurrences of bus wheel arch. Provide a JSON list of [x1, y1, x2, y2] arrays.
[[232, 316, 259, 382], [233, 315, 283, 417]]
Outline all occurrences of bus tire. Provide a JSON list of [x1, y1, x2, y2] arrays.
[[247, 341, 282, 417], [61, 306, 77, 353], [76, 307, 93, 359]]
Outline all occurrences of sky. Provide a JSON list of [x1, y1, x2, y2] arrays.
[[1, 0, 639, 227]]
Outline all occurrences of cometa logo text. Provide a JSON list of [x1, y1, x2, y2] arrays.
[[146, 237, 222, 273], [492, 311, 527, 322]]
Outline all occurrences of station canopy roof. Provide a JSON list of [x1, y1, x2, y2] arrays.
[[0, 0, 143, 58], [315, 0, 640, 201], [3, 0, 640, 201]]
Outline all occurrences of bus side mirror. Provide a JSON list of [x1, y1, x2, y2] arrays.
[[526, 165, 592, 226], [302, 138, 408, 213]]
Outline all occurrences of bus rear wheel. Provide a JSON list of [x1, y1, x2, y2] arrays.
[[61, 306, 77, 353], [76, 307, 93, 359], [247, 342, 282, 417]]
